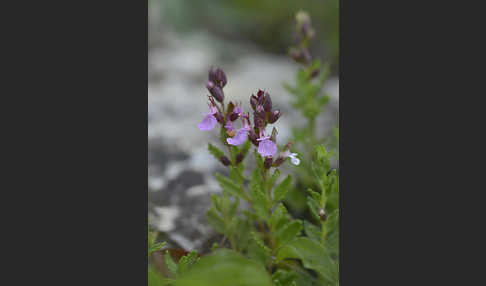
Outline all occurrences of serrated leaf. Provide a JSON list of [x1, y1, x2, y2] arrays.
[[165, 250, 178, 276], [307, 196, 321, 221], [266, 169, 281, 191], [215, 173, 246, 199], [276, 220, 302, 249], [273, 175, 292, 202], [206, 208, 225, 234], [238, 140, 251, 159], [276, 238, 338, 284], [177, 250, 199, 275], [304, 221, 322, 243], [229, 166, 245, 185], [149, 241, 166, 256], [208, 143, 225, 161], [251, 231, 272, 255], [270, 203, 291, 233]]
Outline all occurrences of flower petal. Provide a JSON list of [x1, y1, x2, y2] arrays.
[[198, 114, 217, 131], [258, 139, 277, 157], [227, 129, 248, 146], [290, 156, 300, 165]]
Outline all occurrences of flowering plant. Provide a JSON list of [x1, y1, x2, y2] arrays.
[[149, 11, 339, 286]]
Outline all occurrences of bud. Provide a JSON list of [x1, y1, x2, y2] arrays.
[[206, 81, 224, 103], [250, 95, 258, 110], [257, 89, 265, 105], [268, 110, 281, 123], [264, 157, 273, 169], [229, 112, 239, 121], [214, 112, 224, 123], [310, 68, 320, 79], [248, 129, 259, 146], [272, 156, 285, 167], [226, 101, 235, 116], [254, 116, 264, 128], [319, 208, 327, 222], [263, 92, 272, 112], [236, 153, 244, 164], [220, 156, 231, 166], [208, 67, 227, 88], [270, 127, 278, 142]]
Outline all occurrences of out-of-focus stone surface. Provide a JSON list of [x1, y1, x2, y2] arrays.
[[148, 29, 338, 251]]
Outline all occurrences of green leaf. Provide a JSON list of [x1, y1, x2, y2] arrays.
[[229, 166, 245, 185], [304, 221, 322, 243], [266, 168, 281, 191], [148, 266, 167, 286], [276, 220, 302, 249], [215, 173, 246, 199], [251, 231, 272, 255], [208, 143, 225, 161], [238, 140, 252, 160], [324, 209, 339, 260], [206, 208, 225, 234], [270, 203, 291, 233], [177, 250, 200, 275], [165, 250, 178, 276], [307, 196, 321, 221], [276, 238, 338, 284], [273, 175, 292, 202], [174, 249, 272, 286]]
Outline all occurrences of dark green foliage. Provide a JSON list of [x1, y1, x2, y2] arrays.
[[174, 249, 273, 286]]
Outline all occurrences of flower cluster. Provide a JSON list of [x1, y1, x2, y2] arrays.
[[198, 67, 299, 166]]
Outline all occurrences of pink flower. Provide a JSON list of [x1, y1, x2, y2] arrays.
[[257, 131, 277, 157], [227, 119, 250, 146], [198, 104, 218, 131]]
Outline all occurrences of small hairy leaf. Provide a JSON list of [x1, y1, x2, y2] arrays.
[[206, 208, 225, 234], [266, 169, 281, 191], [273, 175, 292, 203], [177, 250, 199, 275], [304, 221, 322, 243], [215, 173, 246, 199], [165, 250, 178, 276], [208, 143, 225, 161], [276, 220, 302, 249]]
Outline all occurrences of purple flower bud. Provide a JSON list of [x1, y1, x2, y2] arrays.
[[263, 92, 272, 112], [230, 112, 239, 121], [268, 110, 281, 124], [236, 153, 244, 164], [206, 81, 224, 103], [214, 112, 224, 123], [257, 90, 265, 105], [250, 95, 258, 110], [254, 116, 264, 128], [264, 157, 273, 169], [248, 129, 259, 146], [272, 156, 285, 167], [208, 67, 227, 88], [220, 156, 231, 166]]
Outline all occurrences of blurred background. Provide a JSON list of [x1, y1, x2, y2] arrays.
[[148, 0, 339, 252]]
